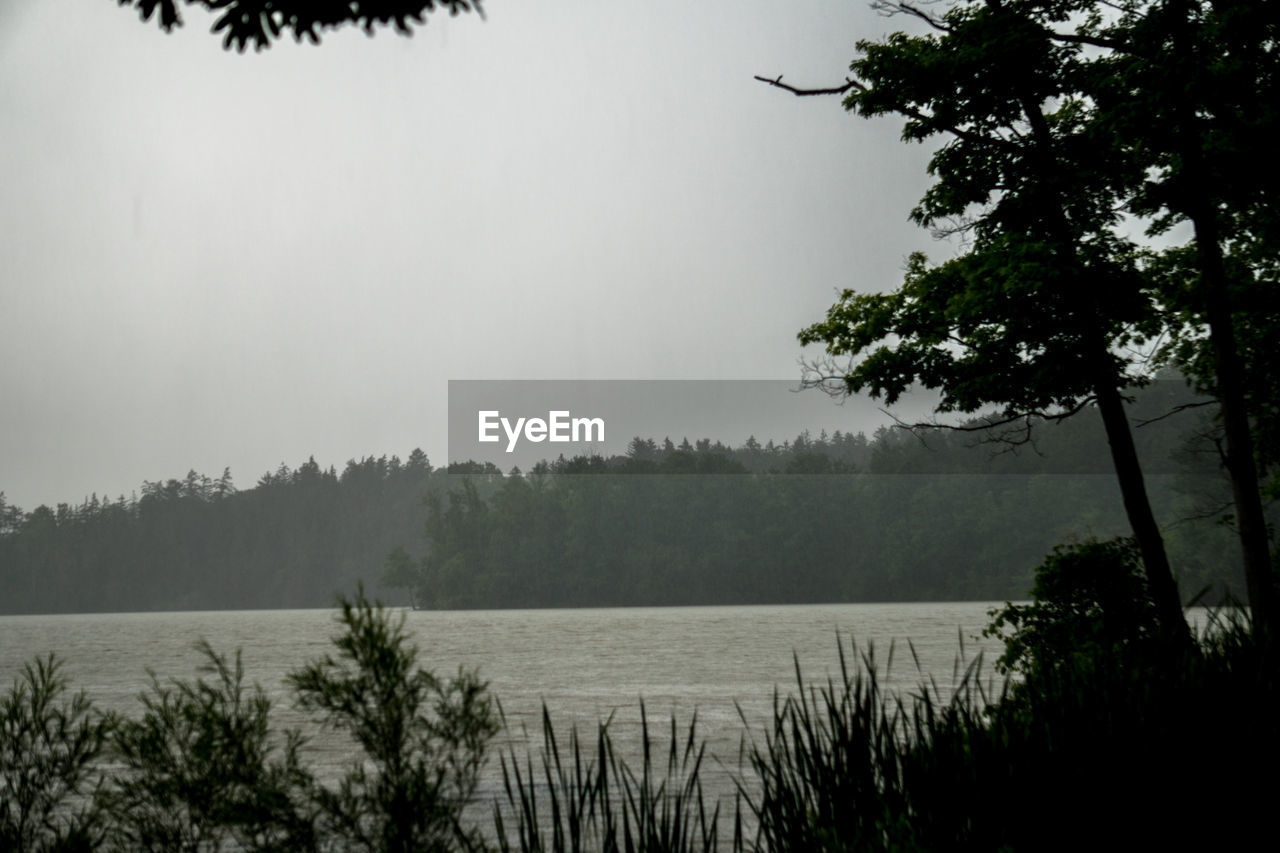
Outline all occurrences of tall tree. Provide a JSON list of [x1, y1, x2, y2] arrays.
[[1070, 0, 1280, 641], [771, 0, 1190, 637]]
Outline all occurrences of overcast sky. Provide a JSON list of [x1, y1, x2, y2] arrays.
[[1, 0, 941, 509]]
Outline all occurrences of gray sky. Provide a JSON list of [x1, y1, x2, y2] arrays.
[[1, 0, 939, 509]]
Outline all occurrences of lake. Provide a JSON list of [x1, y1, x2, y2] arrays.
[[0, 602, 1009, 828]]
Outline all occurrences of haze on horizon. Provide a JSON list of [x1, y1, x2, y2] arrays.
[[0, 0, 940, 511]]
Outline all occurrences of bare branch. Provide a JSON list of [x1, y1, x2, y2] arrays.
[[1131, 399, 1217, 428], [797, 359, 858, 399], [880, 408, 1050, 464], [895, 397, 1097, 435], [755, 74, 1012, 152], [871, 1, 953, 33], [752, 75, 862, 97], [1167, 499, 1236, 526]]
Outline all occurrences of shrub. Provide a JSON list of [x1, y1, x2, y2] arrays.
[[100, 588, 499, 852], [289, 588, 500, 853], [104, 642, 315, 852], [983, 537, 1163, 674], [1, 655, 111, 852]]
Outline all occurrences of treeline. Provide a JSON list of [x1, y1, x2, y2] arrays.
[[0, 452, 437, 614], [409, 382, 1243, 608], [0, 383, 1244, 615]]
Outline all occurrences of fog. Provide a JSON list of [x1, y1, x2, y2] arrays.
[[0, 0, 938, 509]]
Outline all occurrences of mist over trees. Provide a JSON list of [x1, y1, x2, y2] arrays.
[[398, 384, 1243, 610], [0, 452, 435, 614], [0, 382, 1242, 614]]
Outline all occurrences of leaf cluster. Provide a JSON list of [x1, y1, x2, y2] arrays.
[[802, 1, 1160, 426], [117, 1, 483, 52]]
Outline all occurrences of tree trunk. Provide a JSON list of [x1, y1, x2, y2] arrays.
[[1093, 381, 1190, 643], [1164, 0, 1277, 642], [1009, 70, 1190, 643], [1187, 207, 1276, 643]]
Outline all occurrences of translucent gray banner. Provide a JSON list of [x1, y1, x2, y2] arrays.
[[446, 379, 1214, 475]]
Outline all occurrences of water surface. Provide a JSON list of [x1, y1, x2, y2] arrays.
[[0, 603, 1006, 809]]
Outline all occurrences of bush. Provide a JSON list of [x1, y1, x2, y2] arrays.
[[289, 588, 500, 853], [983, 537, 1163, 674], [1, 655, 111, 852], [43, 588, 499, 853], [104, 642, 315, 852]]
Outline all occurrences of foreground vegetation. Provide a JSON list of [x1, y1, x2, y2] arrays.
[[4, 543, 1276, 851]]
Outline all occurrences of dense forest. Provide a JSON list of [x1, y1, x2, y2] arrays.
[[0, 382, 1246, 615], [0, 453, 435, 614], [404, 382, 1245, 609]]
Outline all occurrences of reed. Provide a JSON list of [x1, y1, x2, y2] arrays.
[[492, 703, 732, 853]]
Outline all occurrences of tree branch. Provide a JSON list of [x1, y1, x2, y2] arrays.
[[1045, 29, 1135, 55], [755, 73, 1010, 152], [752, 75, 862, 97], [1131, 399, 1217, 428], [871, 1, 953, 33]]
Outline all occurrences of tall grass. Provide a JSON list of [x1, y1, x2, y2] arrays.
[[492, 703, 733, 853], [489, 614, 1279, 852], [741, 641, 984, 852], [488, 639, 1000, 853]]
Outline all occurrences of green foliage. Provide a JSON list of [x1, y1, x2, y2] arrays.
[[104, 642, 315, 852], [404, 388, 1242, 610], [0, 403, 1248, 613], [288, 588, 499, 852], [116, 1, 483, 52], [984, 538, 1162, 674], [381, 546, 424, 609], [800, 0, 1155, 417], [0, 655, 111, 853], [791, 0, 1280, 635], [1151, 240, 1280, 497]]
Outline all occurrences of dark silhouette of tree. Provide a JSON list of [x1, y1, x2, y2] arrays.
[[116, 0, 484, 52], [771, 0, 1189, 639], [764, 0, 1280, 643], [1067, 0, 1280, 643]]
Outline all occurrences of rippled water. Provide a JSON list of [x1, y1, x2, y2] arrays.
[[0, 603, 1007, 820]]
